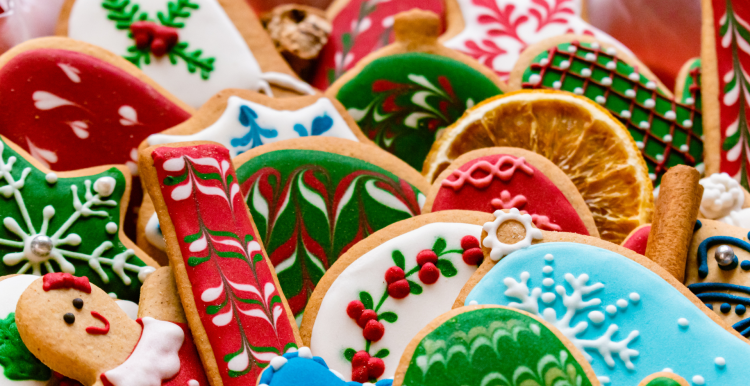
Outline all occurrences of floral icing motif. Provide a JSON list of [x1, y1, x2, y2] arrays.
[[521, 41, 704, 186], [235, 150, 425, 321], [482, 208, 543, 261], [0, 48, 190, 172], [443, 0, 630, 80], [699, 172, 750, 228], [0, 139, 153, 302], [147, 97, 359, 158], [311, 0, 444, 90], [68, 0, 314, 108], [151, 144, 298, 384], [466, 242, 750, 385], [433, 154, 590, 235], [399, 307, 594, 386], [336, 52, 502, 171], [710, 0, 750, 188], [308, 223, 481, 382]]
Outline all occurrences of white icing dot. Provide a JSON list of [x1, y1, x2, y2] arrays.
[[45, 172, 58, 184], [543, 266, 553, 274], [567, 45, 577, 53], [680, 144, 689, 152], [656, 154, 664, 162], [595, 95, 607, 104], [559, 60, 570, 69], [585, 53, 596, 61], [606, 47, 617, 55], [665, 110, 676, 120], [663, 368, 673, 373], [620, 110, 632, 119], [715, 357, 726, 367], [106, 222, 118, 234], [664, 134, 673, 142], [540, 58, 549, 66], [597, 376, 611, 384], [588, 311, 605, 324], [683, 119, 693, 128], [528, 74, 541, 85], [574, 87, 584, 95], [298, 347, 313, 359], [581, 68, 592, 77], [692, 375, 705, 385], [646, 81, 656, 89], [628, 72, 640, 81], [617, 299, 628, 309], [541, 293, 556, 303], [636, 141, 644, 149], [601, 77, 613, 86], [606, 305, 617, 314], [553, 81, 562, 89], [544, 254, 554, 261], [649, 173, 657, 181], [188, 380, 199, 386], [270, 356, 287, 370], [606, 61, 616, 70], [625, 89, 636, 98], [678, 317, 689, 327], [590, 42, 600, 49], [685, 97, 695, 105], [108, 292, 118, 299], [629, 292, 640, 302], [644, 99, 655, 108], [94, 176, 117, 197], [639, 121, 651, 129], [468, 300, 478, 305], [542, 278, 555, 287]]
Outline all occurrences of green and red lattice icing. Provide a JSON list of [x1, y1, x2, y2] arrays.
[[235, 149, 425, 320], [151, 144, 297, 384], [521, 40, 704, 186], [336, 52, 503, 171]]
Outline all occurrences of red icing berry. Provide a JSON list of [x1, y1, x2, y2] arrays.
[[462, 247, 484, 265], [461, 235, 480, 250], [384, 266, 405, 284], [351, 366, 369, 383], [416, 250, 438, 266], [419, 262, 440, 284], [363, 320, 385, 342], [367, 357, 385, 378], [387, 279, 410, 299], [347, 300, 365, 320], [357, 309, 378, 328], [352, 351, 371, 367]]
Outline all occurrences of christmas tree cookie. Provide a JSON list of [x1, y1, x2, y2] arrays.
[[513, 36, 703, 187], [59, 0, 314, 108], [326, 10, 506, 172]]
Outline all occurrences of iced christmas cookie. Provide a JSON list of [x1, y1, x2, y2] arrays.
[[300, 211, 492, 382], [58, 0, 314, 108], [621, 225, 651, 255], [675, 58, 702, 108], [423, 147, 598, 237], [0, 135, 157, 302], [392, 305, 598, 386], [139, 141, 300, 386], [0, 38, 192, 173], [513, 37, 703, 187], [326, 10, 506, 172], [701, 0, 750, 188], [423, 90, 653, 244]]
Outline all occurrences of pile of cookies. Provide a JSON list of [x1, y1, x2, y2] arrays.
[[0, 0, 748, 386]]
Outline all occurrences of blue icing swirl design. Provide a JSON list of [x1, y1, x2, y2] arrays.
[[465, 242, 750, 385], [259, 349, 393, 386]]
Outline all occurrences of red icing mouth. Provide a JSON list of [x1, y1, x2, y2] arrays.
[[86, 311, 110, 335]]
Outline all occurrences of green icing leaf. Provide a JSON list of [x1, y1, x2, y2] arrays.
[[0, 313, 51, 381], [436, 259, 457, 278], [373, 348, 390, 359], [344, 348, 357, 362], [407, 280, 423, 295], [392, 250, 405, 270], [377, 312, 398, 323], [360, 291, 374, 310], [432, 238, 446, 254]]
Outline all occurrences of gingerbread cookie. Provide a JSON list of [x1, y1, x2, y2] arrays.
[[300, 210, 492, 382], [0, 37, 192, 173], [58, 0, 314, 108], [327, 10, 506, 172], [139, 141, 301, 386], [423, 147, 598, 237]]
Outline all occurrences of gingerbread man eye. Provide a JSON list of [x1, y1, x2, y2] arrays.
[[63, 313, 75, 324], [73, 298, 84, 309]]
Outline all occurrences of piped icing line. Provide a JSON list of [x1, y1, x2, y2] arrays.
[[482, 208, 543, 261], [441, 156, 534, 190]]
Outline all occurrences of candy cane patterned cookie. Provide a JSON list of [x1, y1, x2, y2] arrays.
[[139, 141, 301, 386], [423, 147, 598, 237], [0, 37, 192, 173], [57, 0, 314, 108], [300, 211, 492, 382]]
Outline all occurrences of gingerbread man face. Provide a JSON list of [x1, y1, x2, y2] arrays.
[[15, 273, 141, 386]]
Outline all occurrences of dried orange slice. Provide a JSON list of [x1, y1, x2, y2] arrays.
[[423, 90, 653, 243]]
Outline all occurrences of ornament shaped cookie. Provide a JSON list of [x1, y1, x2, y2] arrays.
[[0, 135, 157, 302], [0, 38, 192, 173], [701, 0, 750, 188], [14, 273, 208, 386], [300, 211, 492, 382], [58, 0, 314, 108], [441, 0, 630, 80], [512, 36, 703, 187], [458, 212, 750, 386], [392, 305, 598, 386], [423, 90, 653, 244], [139, 141, 300, 386], [424, 147, 598, 237], [327, 10, 506, 172]]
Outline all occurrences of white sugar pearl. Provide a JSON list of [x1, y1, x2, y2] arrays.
[[644, 99, 655, 108], [685, 97, 694, 105], [649, 173, 657, 181], [639, 121, 650, 129], [559, 60, 570, 69], [595, 95, 607, 104], [617, 299, 628, 309], [665, 110, 676, 120], [574, 87, 584, 95], [606, 61, 616, 70], [678, 317, 689, 327], [680, 144, 689, 152], [646, 81, 656, 90], [625, 89, 636, 98], [692, 375, 704, 385], [528, 74, 541, 85], [715, 357, 726, 367], [601, 77, 613, 86], [683, 119, 693, 128], [567, 45, 577, 53], [629, 293, 640, 302], [636, 141, 644, 149], [585, 52, 596, 61], [553, 81, 562, 89], [606, 47, 617, 55], [590, 42, 600, 49], [581, 68, 592, 77], [540, 58, 549, 66], [664, 134, 673, 142], [620, 110, 632, 119], [628, 72, 640, 81], [46, 172, 58, 184], [606, 305, 617, 314]]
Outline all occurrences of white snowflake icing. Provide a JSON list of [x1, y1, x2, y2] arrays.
[[502, 255, 639, 370], [0, 141, 153, 284], [482, 208, 543, 261]]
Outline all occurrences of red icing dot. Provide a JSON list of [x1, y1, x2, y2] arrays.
[[416, 250, 438, 267], [462, 248, 484, 265], [387, 279, 410, 299], [351, 366, 369, 383], [352, 351, 371, 367], [347, 300, 365, 320], [367, 357, 385, 379], [461, 236, 480, 250], [357, 310, 378, 328], [419, 263, 440, 284], [363, 320, 385, 342], [384, 266, 405, 284]]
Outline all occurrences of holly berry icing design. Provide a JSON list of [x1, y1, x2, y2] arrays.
[[236, 149, 425, 320], [521, 40, 704, 186], [149, 144, 298, 385], [0, 47, 190, 172], [147, 97, 360, 158], [306, 222, 482, 382], [0, 137, 155, 302], [68, 0, 314, 107], [335, 52, 502, 171], [431, 154, 591, 235], [442, 0, 629, 80], [311, 0, 444, 89]]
